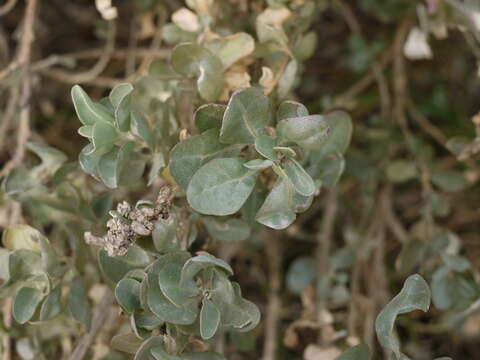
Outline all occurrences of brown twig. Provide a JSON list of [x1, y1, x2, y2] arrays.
[[406, 98, 448, 148], [0, 0, 16, 17], [0, 0, 38, 178], [262, 229, 283, 360], [39, 20, 117, 84], [316, 188, 338, 344], [380, 186, 408, 244]]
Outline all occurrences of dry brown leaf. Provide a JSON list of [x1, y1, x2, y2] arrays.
[[172, 7, 201, 33], [259, 66, 275, 95]]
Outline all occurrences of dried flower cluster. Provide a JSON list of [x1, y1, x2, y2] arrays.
[[85, 185, 175, 256]]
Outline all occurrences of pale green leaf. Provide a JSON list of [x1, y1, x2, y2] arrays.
[[39, 286, 62, 321], [68, 276, 91, 329], [169, 129, 241, 189], [205, 32, 255, 69], [13, 287, 44, 324], [187, 158, 257, 216], [243, 159, 274, 170], [255, 178, 296, 230], [71, 85, 114, 125], [375, 274, 431, 358], [279, 114, 329, 150], [115, 278, 141, 314], [200, 298, 220, 340], [254, 135, 278, 161], [219, 87, 271, 144], [194, 104, 226, 132], [171, 43, 223, 102], [203, 217, 251, 242], [284, 158, 316, 196]]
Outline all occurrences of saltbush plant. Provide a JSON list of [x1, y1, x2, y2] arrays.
[[1, 0, 480, 359]]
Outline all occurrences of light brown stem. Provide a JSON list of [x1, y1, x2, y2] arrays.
[[316, 188, 338, 344], [0, 0, 38, 178], [262, 229, 283, 360]]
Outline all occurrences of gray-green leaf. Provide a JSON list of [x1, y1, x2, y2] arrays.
[[13, 287, 44, 324], [375, 274, 431, 359], [187, 157, 257, 216], [220, 87, 271, 144], [71, 85, 114, 125], [200, 298, 221, 340], [169, 129, 241, 189], [255, 178, 296, 230]]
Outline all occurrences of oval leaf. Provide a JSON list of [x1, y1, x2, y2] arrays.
[[187, 157, 257, 216]]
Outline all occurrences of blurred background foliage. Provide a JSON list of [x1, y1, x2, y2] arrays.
[[1, 0, 480, 359]]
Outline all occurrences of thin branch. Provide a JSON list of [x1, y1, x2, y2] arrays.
[[262, 229, 283, 360], [39, 20, 117, 84], [0, 0, 38, 178], [380, 186, 409, 244], [316, 188, 338, 344], [0, 0, 17, 17], [407, 98, 448, 148]]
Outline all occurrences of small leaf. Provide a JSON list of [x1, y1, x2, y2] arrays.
[[375, 274, 431, 358], [158, 258, 198, 307], [279, 115, 329, 150], [243, 159, 274, 170], [286, 257, 316, 294], [171, 43, 223, 102], [307, 152, 345, 188], [255, 178, 296, 230], [255, 135, 278, 161], [386, 161, 417, 183], [187, 158, 257, 216], [131, 111, 156, 150], [169, 129, 241, 189], [71, 85, 114, 125], [111, 333, 144, 354], [99, 247, 150, 284], [284, 159, 316, 196], [200, 298, 221, 340], [88, 120, 119, 156], [277, 100, 308, 121], [181, 254, 234, 284], [195, 104, 226, 132], [39, 286, 62, 321], [115, 278, 141, 313], [79, 144, 100, 177], [277, 59, 298, 98], [7, 249, 42, 284], [68, 276, 91, 329], [97, 141, 137, 189], [109, 83, 134, 132], [203, 217, 251, 242], [431, 169, 468, 192], [2, 225, 42, 252], [13, 287, 44, 324], [220, 87, 271, 144], [152, 215, 179, 252], [146, 272, 198, 325], [315, 111, 353, 157], [206, 33, 255, 69], [133, 336, 164, 360]]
